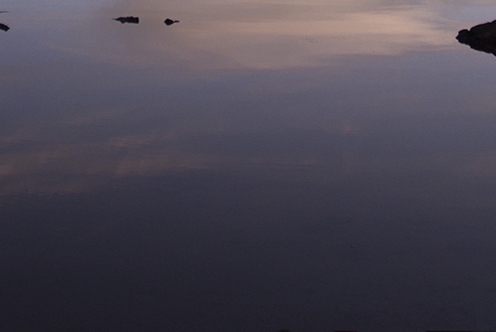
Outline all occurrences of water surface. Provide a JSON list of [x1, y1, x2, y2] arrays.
[[2, 1, 496, 331]]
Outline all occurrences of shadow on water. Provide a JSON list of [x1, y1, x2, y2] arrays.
[[457, 20, 496, 56], [113, 16, 139, 24]]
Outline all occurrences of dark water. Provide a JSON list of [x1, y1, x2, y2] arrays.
[[2, 1, 496, 331]]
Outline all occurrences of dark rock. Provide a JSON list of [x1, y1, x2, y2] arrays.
[[164, 18, 179, 26], [113, 16, 139, 24], [0, 23, 9, 31], [456, 20, 496, 56]]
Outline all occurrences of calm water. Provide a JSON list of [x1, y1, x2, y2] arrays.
[[2, 1, 496, 331]]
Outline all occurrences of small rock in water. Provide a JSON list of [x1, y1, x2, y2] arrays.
[[113, 16, 139, 24], [164, 18, 179, 26], [0, 23, 9, 31]]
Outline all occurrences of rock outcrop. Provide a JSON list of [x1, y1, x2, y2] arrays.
[[457, 20, 496, 56]]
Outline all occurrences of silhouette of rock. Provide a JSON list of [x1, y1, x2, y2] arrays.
[[164, 18, 179, 26], [0, 23, 9, 31], [113, 16, 139, 24], [457, 20, 496, 56]]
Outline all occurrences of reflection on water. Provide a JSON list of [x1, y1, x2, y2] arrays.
[[2, 1, 496, 331]]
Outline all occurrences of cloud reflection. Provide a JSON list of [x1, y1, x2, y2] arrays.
[[1, 1, 494, 195], [45, 0, 457, 70]]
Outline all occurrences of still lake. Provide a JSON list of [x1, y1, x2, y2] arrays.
[[2, 1, 496, 331]]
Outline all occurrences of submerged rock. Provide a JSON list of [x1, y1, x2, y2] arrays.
[[0, 23, 9, 31], [113, 16, 139, 24], [456, 20, 496, 56], [164, 18, 179, 26]]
